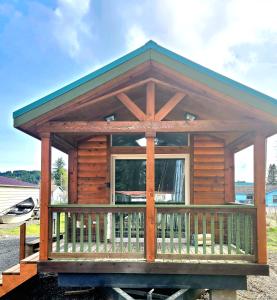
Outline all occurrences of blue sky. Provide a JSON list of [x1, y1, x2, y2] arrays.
[[0, 0, 276, 181]]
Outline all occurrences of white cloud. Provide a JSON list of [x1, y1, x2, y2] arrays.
[[126, 25, 148, 51], [53, 0, 92, 59]]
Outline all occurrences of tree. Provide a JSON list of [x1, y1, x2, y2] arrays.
[[267, 164, 277, 185], [53, 157, 68, 190]]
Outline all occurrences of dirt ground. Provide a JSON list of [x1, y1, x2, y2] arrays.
[[237, 252, 277, 300]]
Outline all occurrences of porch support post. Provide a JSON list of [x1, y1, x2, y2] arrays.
[[68, 148, 78, 204], [254, 133, 267, 264], [146, 132, 156, 262], [225, 147, 235, 203], [146, 81, 156, 262], [19, 223, 26, 260], [40, 133, 52, 261]]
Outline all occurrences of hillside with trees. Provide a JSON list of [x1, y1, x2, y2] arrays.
[[0, 170, 41, 184]]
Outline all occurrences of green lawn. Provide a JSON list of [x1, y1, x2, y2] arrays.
[[267, 226, 277, 251], [0, 223, 40, 236]]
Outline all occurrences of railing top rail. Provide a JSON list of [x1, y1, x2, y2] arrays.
[[155, 204, 256, 209], [50, 204, 146, 208]]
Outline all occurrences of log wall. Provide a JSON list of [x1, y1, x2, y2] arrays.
[[193, 135, 225, 204], [77, 136, 110, 204]]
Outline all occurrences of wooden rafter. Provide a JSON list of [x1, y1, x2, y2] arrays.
[[116, 93, 146, 121], [38, 120, 274, 134], [155, 92, 186, 121], [146, 82, 155, 120]]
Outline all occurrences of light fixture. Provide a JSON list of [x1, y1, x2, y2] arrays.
[[104, 114, 116, 121], [136, 137, 147, 147], [184, 112, 197, 121]]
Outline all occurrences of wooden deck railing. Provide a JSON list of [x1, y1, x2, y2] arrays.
[[156, 205, 257, 261], [49, 204, 257, 262], [49, 204, 146, 259]]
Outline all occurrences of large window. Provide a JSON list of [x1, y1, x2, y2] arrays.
[[112, 155, 189, 204]]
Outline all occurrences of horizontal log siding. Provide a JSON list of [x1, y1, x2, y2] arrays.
[[193, 135, 225, 204], [77, 136, 109, 204]]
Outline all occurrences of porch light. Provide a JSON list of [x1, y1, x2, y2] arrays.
[[136, 137, 159, 147], [104, 114, 116, 122], [136, 137, 147, 147], [184, 112, 197, 121]]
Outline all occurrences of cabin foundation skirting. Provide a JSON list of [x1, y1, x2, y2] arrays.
[[38, 261, 269, 276], [57, 273, 247, 290]]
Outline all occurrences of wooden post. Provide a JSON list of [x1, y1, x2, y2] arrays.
[[68, 148, 78, 204], [146, 81, 156, 262], [225, 147, 235, 203], [40, 133, 52, 261], [19, 223, 26, 260], [254, 133, 267, 264], [146, 132, 156, 262]]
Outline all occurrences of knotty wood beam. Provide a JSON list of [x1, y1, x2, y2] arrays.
[[40, 133, 52, 261], [116, 93, 146, 121], [39, 120, 271, 133], [155, 92, 186, 121], [254, 134, 267, 264], [146, 135, 155, 262], [146, 82, 155, 120]]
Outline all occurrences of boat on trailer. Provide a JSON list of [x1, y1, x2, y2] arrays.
[[0, 197, 35, 224]]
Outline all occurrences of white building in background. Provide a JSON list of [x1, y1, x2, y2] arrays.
[[0, 176, 39, 215]]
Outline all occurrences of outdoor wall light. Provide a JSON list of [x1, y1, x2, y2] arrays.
[[104, 114, 116, 121], [184, 112, 197, 121]]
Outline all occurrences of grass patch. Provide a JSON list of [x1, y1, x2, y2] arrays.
[[0, 223, 40, 237], [267, 226, 277, 251]]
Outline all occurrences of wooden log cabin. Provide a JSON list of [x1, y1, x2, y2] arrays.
[[12, 41, 277, 294]]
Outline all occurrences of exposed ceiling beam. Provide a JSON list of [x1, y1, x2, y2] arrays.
[[116, 93, 146, 121], [38, 120, 274, 134], [155, 92, 186, 121]]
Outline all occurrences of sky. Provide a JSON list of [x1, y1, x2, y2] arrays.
[[0, 0, 276, 181]]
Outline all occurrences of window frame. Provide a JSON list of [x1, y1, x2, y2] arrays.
[[110, 153, 190, 205]]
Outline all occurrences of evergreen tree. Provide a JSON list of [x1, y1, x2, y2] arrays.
[[267, 164, 277, 185], [53, 157, 68, 189]]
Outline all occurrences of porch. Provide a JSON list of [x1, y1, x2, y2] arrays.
[[48, 204, 257, 262]]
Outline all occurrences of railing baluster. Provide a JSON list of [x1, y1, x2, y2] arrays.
[[104, 213, 108, 253], [194, 213, 198, 254], [170, 213, 174, 254], [120, 213, 124, 253], [211, 213, 215, 254], [56, 212, 60, 252], [219, 214, 224, 254], [72, 213, 76, 252], [186, 212, 190, 254], [227, 214, 232, 254], [202, 213, 206, 255], [244, 214, 249, 254], [88, 214, 92, 252], [80, 214, 84, 252], [96, 214, 100, 253], [64, 212, 68, 253], [112, 213, 116, 252], [161, 213, 166, 254], [236, 213, 240, 254], [136, 212, 140, 252], [178, 213, 182, 254], [128, 213, 131, 252]]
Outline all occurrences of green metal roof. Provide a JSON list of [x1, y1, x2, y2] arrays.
[[13, 40, 277, 127]]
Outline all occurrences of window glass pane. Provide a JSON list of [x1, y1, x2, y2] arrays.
[[112, 133, 188, 147], [114, 158, 186, 204]]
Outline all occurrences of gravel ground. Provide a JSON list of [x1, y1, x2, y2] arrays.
[[0, 236, 38, 272], [238, 252, 277, 300]]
